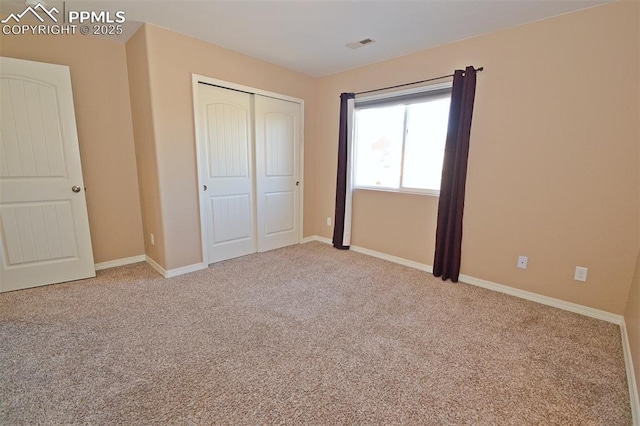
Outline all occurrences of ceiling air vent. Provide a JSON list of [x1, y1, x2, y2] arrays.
[[346, 38, 376, 50]]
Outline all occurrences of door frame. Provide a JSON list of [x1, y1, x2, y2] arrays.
[[191, 74, 305, 267]]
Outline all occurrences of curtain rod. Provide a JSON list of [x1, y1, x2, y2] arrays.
[[354, 66, 483, 96]]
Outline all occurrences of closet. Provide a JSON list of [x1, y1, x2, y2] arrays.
[[195, 81, 302, 263]]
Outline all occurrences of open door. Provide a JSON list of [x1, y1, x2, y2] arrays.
[[0, 57, 95, 292]]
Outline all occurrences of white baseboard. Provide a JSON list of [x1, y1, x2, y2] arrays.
[[144, 255, 166, 277], [350, 245, 433, 273], [301, 235, 622, 324], [458, 273, 623, 324], [621, 319, 640, 425], [95, 255, 146, 271], [144, 255, 206, 278], [302, 235, 332, 244], [165, 262, 207, 278]]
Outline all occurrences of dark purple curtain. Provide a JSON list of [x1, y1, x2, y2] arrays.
[[333, 93, 355, 249], [433, 66, 477, 282]]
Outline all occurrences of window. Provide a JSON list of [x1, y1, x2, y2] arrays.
[[353, 85, 451, 196]]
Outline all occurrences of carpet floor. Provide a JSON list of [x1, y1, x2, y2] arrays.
[[0, 242, 632, 424]]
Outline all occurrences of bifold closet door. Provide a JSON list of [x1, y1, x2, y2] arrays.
[[254, 95, 300, 252], [198, 84, 256, 263]]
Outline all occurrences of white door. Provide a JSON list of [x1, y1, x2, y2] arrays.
[[0, 57, 95, 292], [198, 84, 256, 263], [254, 95, 300, 252]]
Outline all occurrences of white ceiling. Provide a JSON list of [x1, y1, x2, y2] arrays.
[[1, 0, 612, 77]]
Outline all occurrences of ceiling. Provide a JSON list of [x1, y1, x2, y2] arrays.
[[1, 0, 612, 77]]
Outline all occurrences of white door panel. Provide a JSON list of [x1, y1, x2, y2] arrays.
[[265, 191, 295, 235], [0, 57, 95, 292], [198, 84, 255, 263], [255, 95, 300, 252], [1, 202, 77, 264], [210, 195, 252, 243], [263, 112, 295, 177], [206, 102, 249, 178], [0, 78, 66, 178]]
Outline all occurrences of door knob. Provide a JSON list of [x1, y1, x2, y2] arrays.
[[296, 181, 299, 186], [72, 185, 81, 193], [203, 185, 208, 191]]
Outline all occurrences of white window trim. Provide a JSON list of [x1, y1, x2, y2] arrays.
[[352, 81, 453, 197], [354, 185, 441, 197], [354, 81, 452, 104]]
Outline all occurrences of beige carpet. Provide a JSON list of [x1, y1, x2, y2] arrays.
[[0, 242, 632, 424]]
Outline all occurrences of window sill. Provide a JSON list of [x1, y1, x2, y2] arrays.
[[353, 186, 440, 198]]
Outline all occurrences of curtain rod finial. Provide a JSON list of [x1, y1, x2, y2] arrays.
[[477, 66, 484, 72]]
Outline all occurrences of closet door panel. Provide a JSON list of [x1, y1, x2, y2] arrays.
[[198, 84, 256, 263], [255, 95, 300, 252]]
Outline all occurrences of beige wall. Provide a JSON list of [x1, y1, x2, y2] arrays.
[[351, 189, 439, 262], [315, 1, 640, 314], [126, 26, 165, 266], [0, 32, 145, 264], [624, 0, 640, 408], [131, 24, 318, 270]]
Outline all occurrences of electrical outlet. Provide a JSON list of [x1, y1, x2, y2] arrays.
[[574, 266, 588, 282], [150, 233, 155, 246], [517, 255, 528, 269], [327, 217, 332, 226]]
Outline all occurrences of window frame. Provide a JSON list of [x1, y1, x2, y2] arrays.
[[352, 81, 453, 197]]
